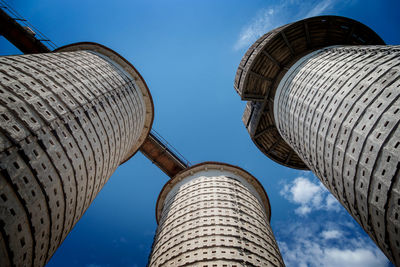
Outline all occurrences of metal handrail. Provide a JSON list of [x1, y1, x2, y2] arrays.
[[0, 0, 57, 50], [150, 129, 191, 167]]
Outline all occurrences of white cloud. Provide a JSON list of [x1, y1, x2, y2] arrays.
[[277, 168, 388, 266], [283, 242, 389, 267], [321, 229, 342, 240], [278, 221, 389, 267], [296, 205, 312, 215], [326, 194, 341, 212], [233, 0, 342, 50], [289, 177, 321, 204], [280, 176, 340, 215]]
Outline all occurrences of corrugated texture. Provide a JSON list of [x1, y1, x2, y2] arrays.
[[149, 171, 284, 267], [0, 50, 146, 266], [275, 45, 400, 265], [235, 16, 385, 170]]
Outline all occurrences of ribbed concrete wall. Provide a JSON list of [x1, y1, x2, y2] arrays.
[[149, 163, 284, 267], [274, 45, 400, 264], [0, 46, 152, 266]]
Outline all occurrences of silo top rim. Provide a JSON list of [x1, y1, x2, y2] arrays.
[[55, 42, 154, 164], [235, 15, 385, 98], [155, 161, 272, 224], [234, 15, 384, 170]]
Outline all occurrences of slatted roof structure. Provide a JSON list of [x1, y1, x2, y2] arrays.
[[234, 15, 385, 170], [0, 4, 189, 177]]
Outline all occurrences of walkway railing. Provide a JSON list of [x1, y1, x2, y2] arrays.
[[0, 0, 57, 50]]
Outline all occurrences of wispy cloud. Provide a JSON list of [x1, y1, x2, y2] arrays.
[[233, 0, 341, 50], [233, 8, 277, 51], [305, 0, 334, 17], [277, 221, 389, 267], [112, 236, 129, 248], [280, 176, 340, 215]]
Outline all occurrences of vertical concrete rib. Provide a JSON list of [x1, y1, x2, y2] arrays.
[[274, 46, 400, 263], [234, 16, 399, 265], [0, 42, 153, 266], [149, 162, 284, 267]]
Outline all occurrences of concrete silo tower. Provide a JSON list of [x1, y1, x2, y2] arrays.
[[0, 42, 153, 266], [148, 162, 284, 267], [234, 15, 400, 264]]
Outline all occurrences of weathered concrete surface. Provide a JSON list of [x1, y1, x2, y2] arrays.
[[235, 16, 384, 170], [274, 45, 400, 264], [0, 45, 153, 266], [149, 162, 284, 267], [235, 15, 400, 265]]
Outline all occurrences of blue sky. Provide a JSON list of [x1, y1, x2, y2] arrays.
[[1, 0, 399, 266]]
